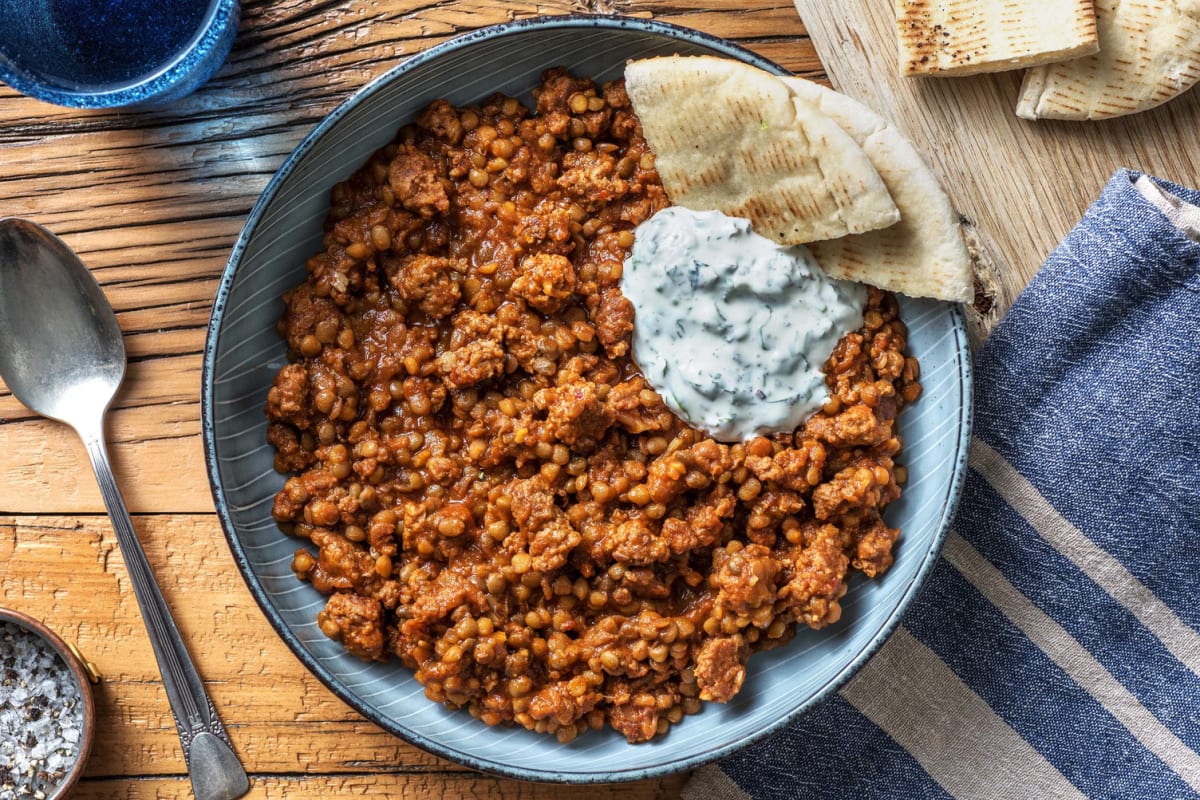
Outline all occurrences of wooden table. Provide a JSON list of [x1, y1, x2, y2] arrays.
[[8, 1, 1200, 797], [0, 2, 822, 798]]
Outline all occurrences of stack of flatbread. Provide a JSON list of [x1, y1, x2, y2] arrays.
[[1017, 0, 1200, 120], [895, 0, 1200, 121], [894, 0, 1099, 78], [624, 56, 974, 304]]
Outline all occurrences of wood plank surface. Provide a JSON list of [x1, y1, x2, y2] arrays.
[[72, 775, 685, 800], [0, 2, 813, 798], [790, 0, 1200, 339], [8, 1, 1192, 797]]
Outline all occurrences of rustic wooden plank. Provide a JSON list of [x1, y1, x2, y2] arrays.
[[0, 426, 208, 514], [0, 357, 214, 514], [791, 0, 1200, 338], [72, 773, 687, 799], [0, 420, 208, 514]]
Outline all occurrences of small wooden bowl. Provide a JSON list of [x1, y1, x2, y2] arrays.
[[0, 607, 98, 800]]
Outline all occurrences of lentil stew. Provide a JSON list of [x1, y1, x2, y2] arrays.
[[264, 68, 922, 744]]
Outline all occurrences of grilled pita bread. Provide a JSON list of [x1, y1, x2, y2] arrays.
[[1017, 0, 1200, 120], [624, 56, 900, 245], [895, 0, 1098, 77], [782, 77, 974, 303]]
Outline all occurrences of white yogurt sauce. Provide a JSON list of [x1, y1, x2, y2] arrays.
[[622, 207, 866, 442]]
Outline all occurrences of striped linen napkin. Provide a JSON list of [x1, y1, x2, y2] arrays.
[[685, 169, 1200, 800]]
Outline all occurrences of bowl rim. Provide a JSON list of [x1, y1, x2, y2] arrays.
[[202, 12, 974, 783], [0, 606, 97, 800], [0, 0, 239, 108]]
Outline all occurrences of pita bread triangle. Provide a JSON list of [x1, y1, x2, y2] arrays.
[[781, 77, 974, 303], [1017, 0, 1200, 120], [624, 55, 900, 246], [895, 0, 1098, 77]]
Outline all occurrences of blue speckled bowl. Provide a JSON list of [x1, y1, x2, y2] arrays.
[[202, 15, 973, 783], [0, 0, 238, 107]]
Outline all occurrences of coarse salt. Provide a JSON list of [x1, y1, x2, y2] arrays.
[[0, 621, 85, 800]]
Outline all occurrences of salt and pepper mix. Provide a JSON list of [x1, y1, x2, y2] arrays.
[[0, 622, 84, 800]]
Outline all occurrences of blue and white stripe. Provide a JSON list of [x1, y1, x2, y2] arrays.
[[693, 171, 1200, 799]]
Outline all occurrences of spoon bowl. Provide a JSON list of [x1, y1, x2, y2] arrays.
[[0, 218, 124, 424], [0, 218, 249, 800]]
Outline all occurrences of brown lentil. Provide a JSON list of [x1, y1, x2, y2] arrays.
[[266, 69, 919, 745]]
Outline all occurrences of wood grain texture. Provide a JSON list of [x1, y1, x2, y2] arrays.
[[792, 0, 1200, 339], [72, 774, 686, 799], [0, 2, 814, 797]]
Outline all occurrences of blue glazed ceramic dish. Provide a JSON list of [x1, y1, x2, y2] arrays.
[[202, 15, 973, 782], [0, 0, 239, 107]]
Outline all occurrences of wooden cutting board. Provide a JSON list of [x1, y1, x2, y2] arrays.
[[792, 0, 1200, 340]]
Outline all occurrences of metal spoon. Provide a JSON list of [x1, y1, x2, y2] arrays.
[[0, 218, 250, 800]]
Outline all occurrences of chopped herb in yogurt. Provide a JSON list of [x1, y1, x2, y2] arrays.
[[622, 207, 866, 442]]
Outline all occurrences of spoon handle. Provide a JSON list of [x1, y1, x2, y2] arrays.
[[80, 424, 250, 800]]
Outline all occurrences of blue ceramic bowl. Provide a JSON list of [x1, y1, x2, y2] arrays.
[[0, 0, 239, 107], [202, 14, 973, 782]]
